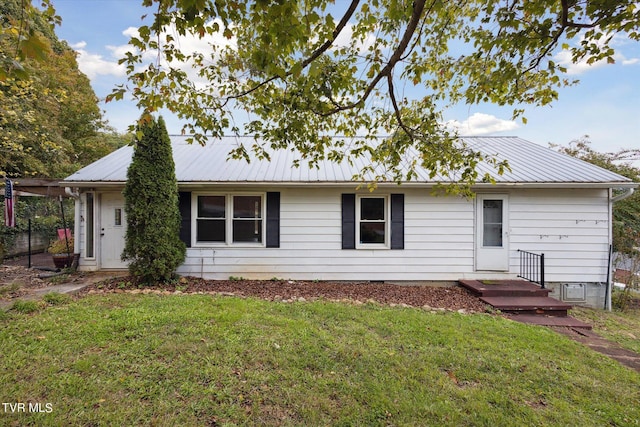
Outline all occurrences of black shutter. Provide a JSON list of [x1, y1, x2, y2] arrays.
[[266, 192, 280, 248], [342, 194, 356, 249], [390, 194, 404, 250], [178, 192, 191, 248]]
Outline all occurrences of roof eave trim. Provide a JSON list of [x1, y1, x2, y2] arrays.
[[472, 181, 638, 189], [62, 180, 638, 189], [61, 181, 126, 188]]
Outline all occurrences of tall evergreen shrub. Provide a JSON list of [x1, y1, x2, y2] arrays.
[[122, 116, 186, 283]]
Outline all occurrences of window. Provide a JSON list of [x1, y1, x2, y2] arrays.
[[195, 194, 264, 245], [342, 194, 403, 250], [114, 208, 122, 226], [482, 199, 503, 247], [85, 193, 94, 258], [233, 196, 262, 243], [357, 196, 388, 247], [197, 196, 226, 242]]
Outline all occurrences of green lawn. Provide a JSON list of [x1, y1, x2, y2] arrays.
[[1, 294, 639, 426]]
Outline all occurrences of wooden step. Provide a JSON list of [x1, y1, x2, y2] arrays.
[[458, 279, 589, 328], [480, 296, 571, 316], [506, 314, 592, 329], [459, 279, 550, 297]]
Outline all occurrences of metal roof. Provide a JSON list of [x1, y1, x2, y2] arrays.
[[63, 136, 635, 187]]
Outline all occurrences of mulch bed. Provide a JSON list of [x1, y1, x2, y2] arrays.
[[1, 256, 490, 312], [82, 276, 490, 312]]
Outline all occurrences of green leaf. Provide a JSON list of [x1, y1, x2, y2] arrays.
[[19, 33, 49, 61]]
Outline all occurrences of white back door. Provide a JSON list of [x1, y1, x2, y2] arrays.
[[476, 194, 509, 271]]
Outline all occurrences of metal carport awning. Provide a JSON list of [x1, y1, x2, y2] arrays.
[[5, 178, 70, 198]]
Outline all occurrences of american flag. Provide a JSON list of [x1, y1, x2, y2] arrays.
[[4, 178, 15, 227]]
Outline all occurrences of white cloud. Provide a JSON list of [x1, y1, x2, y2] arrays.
[[622, 58, 640, 66], [119, 22, 237, 58], [554, 49, 616, 75], [333, 23, 377, 54], [71, 20, 240, 88], [74, 46, 126, 79], [446, 113, 518, 135], [555, 50, 601, 75], [554, 33, 640, 75], [122, 27, 139, 38], [555, 50, 639, 75], [108, 21, 237, 89]]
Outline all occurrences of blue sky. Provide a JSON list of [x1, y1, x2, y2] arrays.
[[52, 1, 640, 155]]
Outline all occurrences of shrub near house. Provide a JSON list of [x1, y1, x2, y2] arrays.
[[121, 116, 186, 283]]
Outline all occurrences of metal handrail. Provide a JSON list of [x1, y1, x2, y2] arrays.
[[517, 249, 545, 289]]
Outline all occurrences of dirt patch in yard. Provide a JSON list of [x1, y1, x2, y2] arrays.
[[81, 276, 491, 312], [0, 265, 51, 299]]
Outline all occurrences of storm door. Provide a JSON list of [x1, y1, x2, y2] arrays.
[[475, 194, 509, 271]]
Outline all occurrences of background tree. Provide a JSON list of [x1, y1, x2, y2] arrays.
[[1, 0, 128, 259], [122, 116, 186, 283], [1, 0, 126, 179], [0, 0, 59, 81], [553, 137, 640, 256], [109, 0, 640, 194]]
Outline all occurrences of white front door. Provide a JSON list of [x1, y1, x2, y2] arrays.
[[100, 193, 127, 269], [476, 194, 509, 271]]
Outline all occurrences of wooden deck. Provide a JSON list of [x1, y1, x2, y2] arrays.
[[459, 279, 591, 329]]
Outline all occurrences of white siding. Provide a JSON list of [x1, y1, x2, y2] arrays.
[[177, 187, 611, 282], [508, 188, 610, 283], [177, 187, 478, 280], [79, 186, 612, 283]]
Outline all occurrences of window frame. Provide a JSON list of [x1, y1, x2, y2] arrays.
[[192, 192, 266, 247], [482, 199, 504, 247], [356, 195, 390, 249], [195, 195, 227, 243]]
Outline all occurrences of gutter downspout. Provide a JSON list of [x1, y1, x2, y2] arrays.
[[612, 187, 635, 203], [607, 187, 636, 310]]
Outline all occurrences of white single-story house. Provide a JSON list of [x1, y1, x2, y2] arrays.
[[62, 136, 637, 307]]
